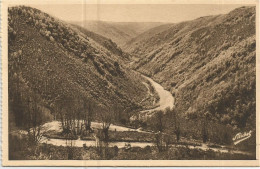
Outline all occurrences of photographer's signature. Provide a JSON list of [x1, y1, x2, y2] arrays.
[[233, 130, 252, 145]]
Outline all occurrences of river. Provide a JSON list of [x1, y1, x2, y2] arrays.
[[41, 137, 154, 148], [40, 136, 251, 155], [40, 75, 175, 148], [42, 74, 175, 134], [141, 75, 174, 112], [39, 75, 250, 155]]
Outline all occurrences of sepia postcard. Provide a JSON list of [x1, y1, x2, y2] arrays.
[[1, 0, 260, 166]]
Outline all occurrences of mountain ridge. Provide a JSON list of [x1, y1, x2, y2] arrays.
[[8, 6, 154, 129], [128, 6, 256, 130]]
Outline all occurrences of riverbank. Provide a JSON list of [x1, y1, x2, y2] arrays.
[[10, 119, 255, 160], [10, 137, 255, 160], [38, 116, 254, 154], [9, 72, 255, 160]]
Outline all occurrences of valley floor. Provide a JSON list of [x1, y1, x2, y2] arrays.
[[10, 139, 255, 160], [10, 119, 254, 160], [9, 74, 255, 160]]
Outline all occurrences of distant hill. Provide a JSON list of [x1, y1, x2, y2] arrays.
[[71, 20, 164, 47], [8, 6, 152, 128], [123, 23, 174, 53], [128, 6, 256, 130]]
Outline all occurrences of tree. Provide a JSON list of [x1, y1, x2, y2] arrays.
[[202, 119, 208, 143], [155, 131, 163, 152], [100, 110, 113, 144], [154, 110, 164, 132], [56, 95, 79, 139], [172, 108, 181, 142], [201, 111, 210, 143], [153, 110, 165, 152], [96, 105, 116, 159], [83, 99, 94, 135], [26, 94, 43, 145]]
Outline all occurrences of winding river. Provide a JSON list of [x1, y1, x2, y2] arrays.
[[39, 75, 250, 155], [141, 75, 174, 112], [40, 75, 174, 147]]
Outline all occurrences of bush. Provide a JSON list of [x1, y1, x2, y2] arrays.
[[113, 146, 119, 156], [49, 36, 54, 42], [144, 145, 152, 153]]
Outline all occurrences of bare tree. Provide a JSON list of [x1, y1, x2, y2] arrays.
[[26, 94, 43, 145], [83, 99, 94, 135], [155, 110, 164, 132], [153, 110, 165, 152], [172, 108, 181, 142], [100, 109, 113, 144], [155, 132, 163, 152], [95, 105, 116, 159], [201, 112, 210, 143]]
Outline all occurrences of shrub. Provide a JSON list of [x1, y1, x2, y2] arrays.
[[113, 146, 119, 156], [49, 36, 54, 42], [144, 145, 152, 153]]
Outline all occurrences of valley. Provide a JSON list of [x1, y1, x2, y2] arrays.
[[8, 5, 256, 160]]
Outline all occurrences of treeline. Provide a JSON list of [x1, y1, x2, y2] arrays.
[[131, 104, 235, 149]]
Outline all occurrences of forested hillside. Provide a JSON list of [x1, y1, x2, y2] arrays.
[[71, 24, 130, 61], [128, 6, 256, 130], [8, 6, 152, 130]]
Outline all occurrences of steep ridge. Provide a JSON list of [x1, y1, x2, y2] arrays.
[[128, 6, 256, 130], [8, 6, 151, 128], [71, 24, 130, 61], [72, 21, 163, 47]]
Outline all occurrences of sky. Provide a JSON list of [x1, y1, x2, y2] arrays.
[[28, 4, 247, 23]]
